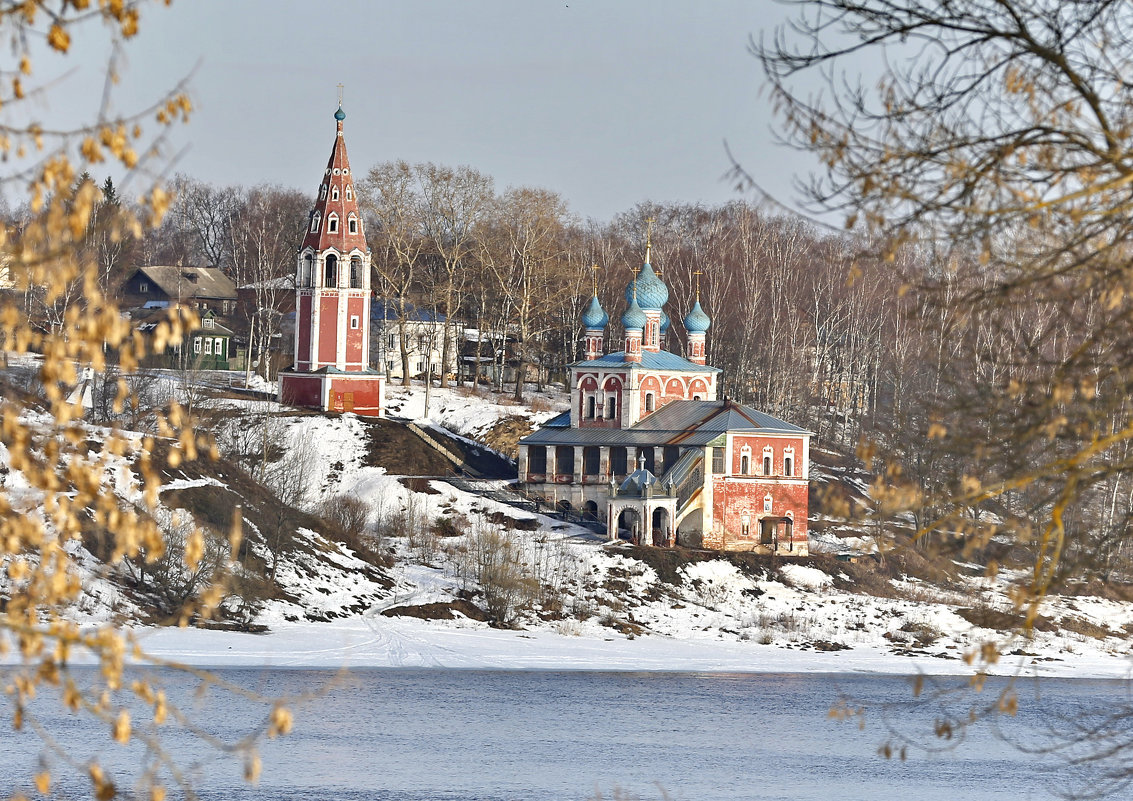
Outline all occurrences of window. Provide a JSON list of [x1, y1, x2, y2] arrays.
[[350, 256, 363, 288], [555, 446, 575, 475], [319, 184, 327, 200], [605, 394, 617, 419], [350, 315, 360, 330], [784, 455, 794, 477], [586, 395, 596, 419], [139, 282, 149, 293], [327, 214, 338, 233], [203, 338, 212, 354], [324, 254, 338, 287], [345, 185, 352, 200], [764, 494, 773, 513], [528, 446, 547, 474], [214, 338, 223, 355], [583, 446, 600, 476], [311, 213, 320, 233], [203, 317, 214, 329], [610, 446, 628, 475], [693, 394, 702, 401], [304, 253, 314, 286], [712, 447, 725, 474], [644, 392, 655, 413], [418, 334, 428, 350], [764, 455, 773, 475], [387, 333, 395, 349], [386, 360, 394, 370], [740, 455, 750, 475], [741, 514, 751, 538], [193, 337, 201, 354], [348, 216, 358, 234], [332, 186, 339, 201]]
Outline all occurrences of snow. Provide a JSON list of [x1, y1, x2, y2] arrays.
[[4, 374, 1133, 684]]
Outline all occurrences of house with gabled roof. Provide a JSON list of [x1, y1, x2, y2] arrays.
[[518, 237, 811, 554], [120, 264, 238, 316]]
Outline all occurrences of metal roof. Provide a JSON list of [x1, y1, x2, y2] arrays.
[[520, 398, 812, 447], [573, 350, 721, 373]]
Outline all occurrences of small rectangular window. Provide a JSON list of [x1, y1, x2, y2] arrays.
[[193, 338, 201, 354], [215, 337, 223, 355], [139, 282, 149, 293], [712, 447, 725, 474], [350, 315, 360, 330]]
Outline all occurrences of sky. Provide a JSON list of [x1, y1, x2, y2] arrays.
[[17, 0, 817, 223]]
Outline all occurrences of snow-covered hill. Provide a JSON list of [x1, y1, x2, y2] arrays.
[[4, 380, 1133, 679]]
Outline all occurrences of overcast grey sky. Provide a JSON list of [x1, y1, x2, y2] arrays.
[[24, 0, 814, 223]]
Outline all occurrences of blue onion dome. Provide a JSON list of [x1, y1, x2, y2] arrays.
[[335, 105, 346, 121], [621, 296, 647, 331], [581, 295, 609, 329], [624, 261, 669, 311], [683, 299, 712, 334], [660, 310, 671, 334]]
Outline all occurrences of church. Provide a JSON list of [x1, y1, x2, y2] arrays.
[[518, 243, 811, 554], [278, 104, 385, 416]]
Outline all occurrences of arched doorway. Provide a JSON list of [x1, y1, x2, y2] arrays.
[[652, 507, 671, 546], [617, 509, 641, 543], [582, 500, 599, 521]]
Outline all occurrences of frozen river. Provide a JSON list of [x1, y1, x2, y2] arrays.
[[1, 668, 1126, 800]]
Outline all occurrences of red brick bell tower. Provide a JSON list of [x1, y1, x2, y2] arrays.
[[279, 102, 384, 416]]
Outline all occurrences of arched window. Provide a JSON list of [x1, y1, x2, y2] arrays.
[[784, 449, 794, 477], [644, 392, 655, 413], [586, 395, 596, 419], [332, 186, 340, 201], [319, 185, 327, 200], [303, 253, 314, 286], [740, 445, 752, 475], [327, 214, 339, 233], [324, 254, 338, 287], [348, 215, 358, 234], [764, 455, 773, 475], [345, 185, 352, 200], [350, 256, 363, 289], [606, 393, 618, 419], [310, 213, 320, 233]]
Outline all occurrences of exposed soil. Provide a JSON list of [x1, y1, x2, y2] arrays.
[[480, 415, 536, 461], [380, 599, 490, 622], [359, 417, 451, 476]]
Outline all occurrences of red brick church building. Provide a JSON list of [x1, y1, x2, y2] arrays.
[[518, 243, 810, 554], [278, 104, 385, 416]]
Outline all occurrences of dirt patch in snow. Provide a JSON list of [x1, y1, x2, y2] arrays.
[[380, 599, 489, 622], [360, 418, 451, 476], [480, 415, 536, 460]]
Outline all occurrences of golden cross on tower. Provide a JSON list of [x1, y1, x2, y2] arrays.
[[337, 83, 345, 106], [590, 263, 599, 293], [645, 216, 655, 248], [693, 268, 703, 300]]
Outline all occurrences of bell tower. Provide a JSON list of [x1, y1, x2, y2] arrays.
[[279, 99, 384, 416]]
